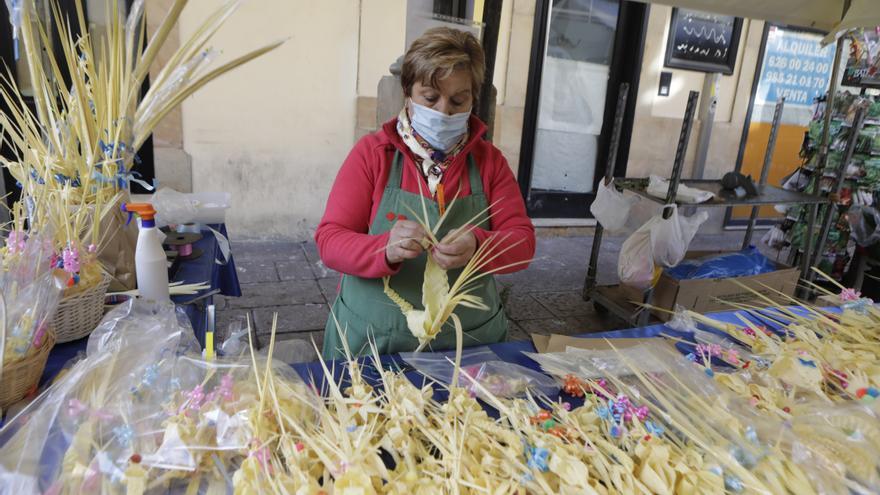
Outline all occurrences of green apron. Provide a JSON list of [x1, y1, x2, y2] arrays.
[[322, 150, 508, 360]]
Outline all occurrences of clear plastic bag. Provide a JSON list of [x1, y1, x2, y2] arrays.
[[647, 175, 715, 203], [847, 206, 880, 247], [151, 188, 232, 227], [1, 230, 64, 365], [399, 348, 559, 400], [650, 205, 708, 267], [618, 205, 707, 288], [150, 187, 198, 227], [761, 224, 786, 249], [618, 220, 655, 289], [0, 299, 316, 493], [590, 179, 636, 232]]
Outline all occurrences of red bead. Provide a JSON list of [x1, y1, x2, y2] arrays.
[[643, 435, 652, 442], [385, 212, 396, 221], [743, 361, 751, 369], [397, 214, 407, 221], [782, 407, 791, 413], [130, 453, 142, 464], [857, 388, 868, 398]]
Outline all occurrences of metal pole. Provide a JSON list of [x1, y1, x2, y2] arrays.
[[808, 106, 866, 282], [636, 91, 698, 325], [664, 91, 700, 217], [799, 35, 846, 287], [584, 83, 630, 300], [743, 97, 785, 249]]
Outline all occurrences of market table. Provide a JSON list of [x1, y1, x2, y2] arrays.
[[39, 224, 241, 385], [291, 307, 795, 414]]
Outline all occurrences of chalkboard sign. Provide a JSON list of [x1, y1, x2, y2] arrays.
[[664, 8, 743, 75]]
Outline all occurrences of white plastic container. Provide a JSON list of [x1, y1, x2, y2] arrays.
[[123, 203, 170, 302]]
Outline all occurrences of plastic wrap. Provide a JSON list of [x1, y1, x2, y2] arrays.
[[400, 348, 558, 400], [647, 174, 715, 203], [650, 205, 708, 267], [0, 299, 315, 493], [590, 179, 636, 232], [1, 230, 64, 365], [847, 205, 880, 247], [665, 246, 775, 280], [577, 343, 871, 494], [150, 187, 198, 227], [761, 225, 786, 249], [618, 205, 707, 288], [617, 217, 655, 289]]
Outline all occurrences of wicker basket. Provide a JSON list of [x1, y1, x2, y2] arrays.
[[52, 274, 111, 343], [0, 329, 55, 408]]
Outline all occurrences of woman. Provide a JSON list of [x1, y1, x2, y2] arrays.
[[316, 27, 535, 360]]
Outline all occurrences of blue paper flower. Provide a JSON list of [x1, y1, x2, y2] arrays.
[[526, 446, 549, 472], [113, 424, 134, 446], [797, 358, 817, 368], [724, 475, 744, 492], [645, 420, 665, 437]]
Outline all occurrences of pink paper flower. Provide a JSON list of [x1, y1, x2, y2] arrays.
[[62, 245, 80, 274], [218, 374, 234, 401], [67, 399, 87, 418], [840, 288, 861, 302], [6, 231, 26, 254]]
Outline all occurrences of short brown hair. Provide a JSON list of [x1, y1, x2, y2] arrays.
[[401, 27, 485, 100]]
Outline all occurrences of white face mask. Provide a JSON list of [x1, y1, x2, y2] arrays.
[[408, 100, 470, 152]]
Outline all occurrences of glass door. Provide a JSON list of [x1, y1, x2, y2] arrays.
[[518, 0, 646, 218]]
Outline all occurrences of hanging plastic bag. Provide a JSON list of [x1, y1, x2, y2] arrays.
[[619, 206, 707, 288], [649, 205, 708, 268], [618, 219, 656, 289], [762, 225, 786, 248], [590, 179, 636, 232], [847, 206, 880, 247]]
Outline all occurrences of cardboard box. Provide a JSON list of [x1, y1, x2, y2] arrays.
[[625, 251, 799, 321], [530, 333, 671, 353]]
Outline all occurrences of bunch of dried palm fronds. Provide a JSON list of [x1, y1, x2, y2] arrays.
[[0, 0, 282, 288]]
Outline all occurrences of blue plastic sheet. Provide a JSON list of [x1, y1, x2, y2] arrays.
[[665, 246, 775, 280]]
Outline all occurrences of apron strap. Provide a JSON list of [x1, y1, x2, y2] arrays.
[[467, 154, 483, 195], [386, 150, 404, 191]]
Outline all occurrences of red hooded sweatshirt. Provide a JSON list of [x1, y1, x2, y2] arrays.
[[315, 115, 535, 280]]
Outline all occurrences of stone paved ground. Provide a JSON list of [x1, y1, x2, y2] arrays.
[[218, 230, 774, 363]]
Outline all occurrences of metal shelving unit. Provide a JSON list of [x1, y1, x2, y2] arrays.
[[583, 87, 826, 327]]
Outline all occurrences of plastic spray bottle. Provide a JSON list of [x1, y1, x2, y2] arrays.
[[122, 202, 170, 302]]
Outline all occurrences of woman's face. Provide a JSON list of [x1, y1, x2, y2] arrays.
[[410, 69, 473, 116]]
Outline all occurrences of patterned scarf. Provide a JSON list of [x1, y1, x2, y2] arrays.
[[396, 105, 468, 196]]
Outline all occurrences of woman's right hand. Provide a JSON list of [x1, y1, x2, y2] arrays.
[[385, 220, 427, 265]]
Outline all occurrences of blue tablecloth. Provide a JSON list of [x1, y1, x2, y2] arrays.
[[39, 224, 241, 385], [290, 307, 800, 416]]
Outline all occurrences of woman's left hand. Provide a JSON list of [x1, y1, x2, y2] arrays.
[[431, 230, 477, 270]]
